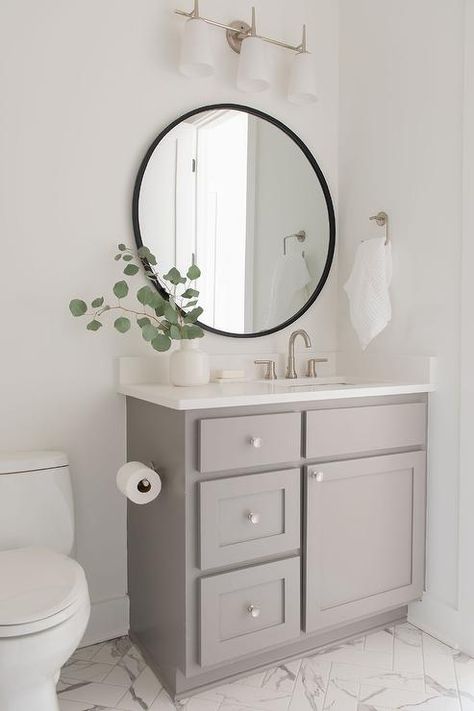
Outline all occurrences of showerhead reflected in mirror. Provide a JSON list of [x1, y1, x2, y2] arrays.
[[133, 105, 335, 338]]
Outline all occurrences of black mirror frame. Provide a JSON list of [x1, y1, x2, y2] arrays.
[[132, 103, 336, 339]]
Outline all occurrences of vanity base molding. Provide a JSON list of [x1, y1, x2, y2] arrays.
[[125, 393, 427, 700], [132, 606, 408, 700]]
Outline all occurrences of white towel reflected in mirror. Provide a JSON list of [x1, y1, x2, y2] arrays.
[[266, 253, 312, 327]]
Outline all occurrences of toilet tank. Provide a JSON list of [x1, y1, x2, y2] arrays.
[[0, 451, 75, 555]]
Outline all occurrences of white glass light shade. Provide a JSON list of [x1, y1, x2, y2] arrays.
[[237, 36, 270, 93], [179, 18, 215, 78], [288, 51, 318, 104]]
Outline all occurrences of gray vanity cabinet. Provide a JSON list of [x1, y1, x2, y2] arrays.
[[126, 394, 428, 699], [305, 451, 426, 633]]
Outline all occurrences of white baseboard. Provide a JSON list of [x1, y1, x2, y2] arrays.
[[408, 594, 462, 650], [79, 595, 130, 647]]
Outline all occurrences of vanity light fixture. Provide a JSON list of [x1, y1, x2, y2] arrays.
[[178, 0, 215, 78], [175, 2, 318, 103]]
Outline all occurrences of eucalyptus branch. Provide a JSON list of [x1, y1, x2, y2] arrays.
[[69, 243, 205, 352]]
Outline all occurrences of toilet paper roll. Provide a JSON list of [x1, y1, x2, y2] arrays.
[[116, 461, 162, 505]]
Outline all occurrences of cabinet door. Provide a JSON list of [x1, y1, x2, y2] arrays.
[[305, 452, 426, 633]]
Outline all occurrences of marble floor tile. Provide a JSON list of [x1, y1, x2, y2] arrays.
[[323, 677, 359, 710], [58, 681, 127, 707], [116, 666, 163, 710], [59, 625, 473, 711], [359, 682, 461, 710], [103, 646, 147, 687], [61, 660, 116, 683], [288, 657, 332, 711], [330, 662, 425, 692], [93, 637, 134, 665]]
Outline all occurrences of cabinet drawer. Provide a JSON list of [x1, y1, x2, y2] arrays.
[[199, 469, 301, 570], [200, 557, 300, 667], [199, 412, 301, 473], [305, 403, 426, 459]]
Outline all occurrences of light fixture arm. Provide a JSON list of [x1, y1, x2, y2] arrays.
[[175, 3, 309, 55]]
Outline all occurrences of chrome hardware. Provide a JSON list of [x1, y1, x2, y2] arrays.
[[311, 471, 324, 483], [248, 604, 261, 618], [250, 437, 263, 448], [286, 329, 312, 379], [306, 357, 328, 378], [254, 359, 278, 380], [248, 512, 260, 525]]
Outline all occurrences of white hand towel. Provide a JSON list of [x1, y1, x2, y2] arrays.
[[266, 254, 312, 326], [344, 237, 392, 350]]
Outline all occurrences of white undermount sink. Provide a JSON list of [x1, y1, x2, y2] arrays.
[[267, 376, 354, 389]]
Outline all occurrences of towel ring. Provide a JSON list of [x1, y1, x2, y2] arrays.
[[369, 211, 389, 245]]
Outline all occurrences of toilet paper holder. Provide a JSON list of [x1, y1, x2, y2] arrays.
[[137, 462, 160, 493]]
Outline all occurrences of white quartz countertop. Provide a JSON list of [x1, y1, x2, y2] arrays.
[[118, 378, 435, 411]]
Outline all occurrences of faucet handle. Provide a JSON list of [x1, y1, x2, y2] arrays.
[[254, 360, 278, 380], [306, 358, 328, 378]]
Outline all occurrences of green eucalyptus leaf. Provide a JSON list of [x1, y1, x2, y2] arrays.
[[91, 297, 104, 308], [69, 299, 88, 317], [181, 324, 204, 339], [151, 334, 172, 352], [187, 264, 201, 280], [185, 299, 198, 307], [137, 246, 158, 266], [137, 316, 151, 327], [87, 319, 102, 331], [184, 306, 203, 324], [114, 254, 122, 261], [164, 302, 179, 324], [124, 263, 140, 276], [164, 267, 186, 285], [123, 254, 134, 262], [114, 317, 131, 333], [141, 323, 159, 342], [154, 301, 165, 317], [181, 288, 199, 299], [118, 243, 127, 251], [113, 280, 129, 299], [170, 325, 182, 340], [136, 285, 154, 306]]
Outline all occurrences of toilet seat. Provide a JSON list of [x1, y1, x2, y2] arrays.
[[0, 547, 88, 637]]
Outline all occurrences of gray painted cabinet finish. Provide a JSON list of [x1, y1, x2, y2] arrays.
[[126, 393, 427, 699], [199, 412, 301, 472], [199, 468, 300, 569]]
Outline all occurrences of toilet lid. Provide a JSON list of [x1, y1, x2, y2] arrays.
[[0, 547, 87, 626]]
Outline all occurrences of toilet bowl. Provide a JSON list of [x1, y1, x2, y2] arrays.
[[0, 452, 91, 711]]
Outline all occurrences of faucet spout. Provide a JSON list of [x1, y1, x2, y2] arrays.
[[286, 329, 312, 379]]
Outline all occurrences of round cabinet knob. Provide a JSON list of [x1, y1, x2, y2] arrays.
[[312, 471, 324, 482], [248, 512, 260, 525], [250, 437, 263, 449], [248, 604, 261, 618]]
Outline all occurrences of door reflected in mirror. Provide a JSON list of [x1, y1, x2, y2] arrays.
[[134, 105, 335, 337]]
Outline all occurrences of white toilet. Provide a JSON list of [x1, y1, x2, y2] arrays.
[[0, 451, 91, 711]]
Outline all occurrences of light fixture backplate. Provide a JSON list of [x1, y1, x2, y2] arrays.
[[226, 21, 251, 54]]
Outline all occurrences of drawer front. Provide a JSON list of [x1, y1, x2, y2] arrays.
[[200, 557, 300, 667], [199, 412, 301, 473], [305, 403, 426, 459], [199, 469, 301, 570]]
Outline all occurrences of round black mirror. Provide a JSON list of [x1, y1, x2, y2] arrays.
[[133, 104, 335, 338]]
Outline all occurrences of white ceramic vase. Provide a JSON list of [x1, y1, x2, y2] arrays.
[[170, 340, 210, 387]]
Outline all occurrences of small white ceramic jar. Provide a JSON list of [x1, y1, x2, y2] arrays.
[[170, 340, 210, 387]]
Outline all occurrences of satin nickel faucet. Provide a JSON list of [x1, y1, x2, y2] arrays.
[[286, 329, 312, 379]]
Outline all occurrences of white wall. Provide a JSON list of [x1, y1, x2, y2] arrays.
[[338, 0, 466, 642], [0, 0, 339, 642]]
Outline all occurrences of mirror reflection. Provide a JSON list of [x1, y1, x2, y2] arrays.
[[135, 107, 334, 336]]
